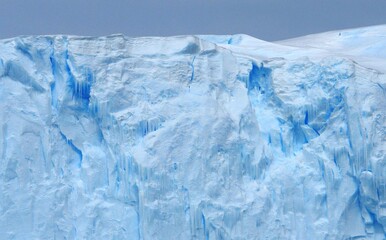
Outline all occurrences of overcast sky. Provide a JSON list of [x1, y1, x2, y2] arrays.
[[1, 0, 386, 41]]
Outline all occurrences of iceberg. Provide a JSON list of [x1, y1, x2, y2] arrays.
[[0, 25, 385, 239]]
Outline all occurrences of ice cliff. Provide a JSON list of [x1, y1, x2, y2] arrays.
[[0, 25, 385, 239]]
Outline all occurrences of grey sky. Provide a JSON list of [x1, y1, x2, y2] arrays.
[[1, 0, 386, 41]]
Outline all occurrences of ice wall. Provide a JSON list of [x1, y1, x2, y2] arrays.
[[0, 30, 385, 239]]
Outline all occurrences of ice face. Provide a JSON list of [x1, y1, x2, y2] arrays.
[[0, 27, 385, 239]]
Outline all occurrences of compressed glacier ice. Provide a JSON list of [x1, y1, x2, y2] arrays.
[[0, 26, 385, 239]]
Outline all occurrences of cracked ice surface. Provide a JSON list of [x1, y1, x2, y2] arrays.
[[0, 25, 385, 239]]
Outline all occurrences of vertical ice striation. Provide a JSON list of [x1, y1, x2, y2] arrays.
[[0, 26, 385, 239]]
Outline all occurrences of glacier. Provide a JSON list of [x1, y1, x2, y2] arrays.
[[0, 25, 385, 239]]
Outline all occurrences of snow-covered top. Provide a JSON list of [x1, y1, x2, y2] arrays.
[[278, 24, 386, 72], [198, 25, 386, 73], [2, 24, 385, 72]]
